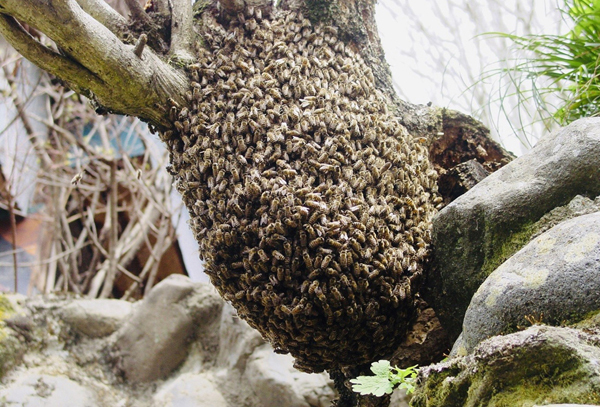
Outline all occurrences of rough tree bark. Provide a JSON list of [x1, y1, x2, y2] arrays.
[[0, 1, 505, 406]]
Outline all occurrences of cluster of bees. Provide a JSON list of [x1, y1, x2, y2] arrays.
[[162, 6, 440, 373]]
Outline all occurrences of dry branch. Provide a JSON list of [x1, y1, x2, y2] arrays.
[[0, 15, 105, 99], [149, 0, 170, 14], [75, 0, 128, 36], [0, 55, 184, 298], [0, 0, 189, 128]]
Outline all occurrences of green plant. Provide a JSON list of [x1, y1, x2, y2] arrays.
[[350, 360, 418, 397], [491, 0, 600, 126]]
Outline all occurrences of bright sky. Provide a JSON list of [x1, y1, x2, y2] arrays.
[[375, 0, 565, 155]]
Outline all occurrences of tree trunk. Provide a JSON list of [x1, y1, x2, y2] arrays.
[[0, 1, 468, 406]]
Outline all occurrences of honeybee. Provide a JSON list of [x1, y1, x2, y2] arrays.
[[308, 268, 321, 280], [308, 280, 319, 294], [302, 250, 313, 269], [309, 236, 324, 249], [340, 250, 352, 268], [291, 303, 304, 316], [315, 287, 327, 303], [257, 249, 269, 262], [272, 250, 286, 262]]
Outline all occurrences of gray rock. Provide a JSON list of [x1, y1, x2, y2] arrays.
[[0, 290, 340, 407], [152, 372, 228, 407], [292, 370, 335, 407], [58, 299, 133, 337], [113, 275, 223, 383], [426, 118, 600, 341], [0, 372, 100, 407], [531, 194, 600, 239], [0, 295, 28, 379], [459, 212, 600, 354], [389, 389, 411, 407], [412, 325, 600, 406], [244, 344, 334, 407], [216, 303, 264, 371]]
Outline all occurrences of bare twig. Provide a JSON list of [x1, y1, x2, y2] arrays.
[[8, 195, 18, 293], [45, 235, 58, 293], [1, 64, 53, 169], [75, 0, 128, 37], [99, 159, 119, 298], [0, 243, 91, 268], [133, 34, 148, 58], [143, 217, 172, 295], [0, 50, 183, 298]]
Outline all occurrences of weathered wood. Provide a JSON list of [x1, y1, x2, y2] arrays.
[[428, 109, 516, 203], [438, 159, 491, 203], [430, 109, 515, 173], [390, 297, 450, 369], [0, 0, 188, 128]]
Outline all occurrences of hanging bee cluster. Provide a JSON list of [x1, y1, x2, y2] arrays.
[[162, 7, 440, 373]]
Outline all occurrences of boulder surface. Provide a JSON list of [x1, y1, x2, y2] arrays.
[[427, 118, 600, 341]]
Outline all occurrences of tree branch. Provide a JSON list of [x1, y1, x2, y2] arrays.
[[0, 14, 105, 97], [218, 0, 272, 15], [151, 0, 170, 14], [75, 0, 128, 37], [0, 0, 189, 128], [170, 0, 195, 61], [123, 0, 153, 25]]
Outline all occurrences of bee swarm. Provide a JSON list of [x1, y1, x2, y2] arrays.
[[162, 7, 440, 373]]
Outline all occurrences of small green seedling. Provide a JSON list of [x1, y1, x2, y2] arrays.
[[350, 360, 418, 397]]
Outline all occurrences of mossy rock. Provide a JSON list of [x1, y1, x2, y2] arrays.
[[411, 326, 600, 407], [459, 212, 600, 354], [426, 119, 600, 341], [0, 294, 27, 379]]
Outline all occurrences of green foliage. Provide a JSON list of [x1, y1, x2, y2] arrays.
[[494, 0, 600, 125], [350, 360, 418, 397]]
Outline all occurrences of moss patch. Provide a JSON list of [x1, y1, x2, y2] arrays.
[[569, 310, 600, 329], [410, 362, 471, 407], [480, 221, 537, 278], [0, 295, 14, 321], [412, 361, 600, 407], [303, 0, 339, 25], [412, 326, 600, 407], [0, 294, 24, 379], [488, 382, 600, 407]]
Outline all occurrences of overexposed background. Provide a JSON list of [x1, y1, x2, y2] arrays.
[[376, 0, 566, 155]]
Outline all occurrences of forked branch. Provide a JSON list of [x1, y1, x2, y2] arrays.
[[75, 0, 128, 36], [0, 14, 105, 97], [0, 0, 189, 128]]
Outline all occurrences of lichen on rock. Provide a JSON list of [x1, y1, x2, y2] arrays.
[[412, 325, 600, 407], [162, 7, 439, 372], [458, 211, 600, 354], [427, 118, 600, 342]]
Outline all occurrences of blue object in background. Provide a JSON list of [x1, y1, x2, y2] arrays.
[[0, 236, 32, 295]]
